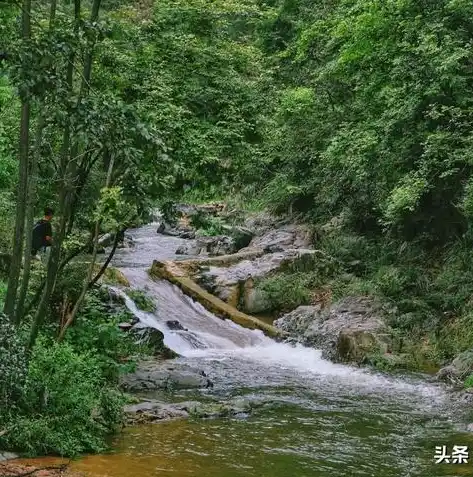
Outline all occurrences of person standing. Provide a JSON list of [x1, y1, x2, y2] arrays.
[[31, 207, 54, 260]]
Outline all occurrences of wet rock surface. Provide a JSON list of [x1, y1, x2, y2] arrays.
[[437, 349, 473, 384], [275, 297, 395, 364], [0, 452, 18, 462], [176, 235, 237, 256], [120, 360, 213, 392], [124, 396, 263, 424], [244, 221, 315, 251]]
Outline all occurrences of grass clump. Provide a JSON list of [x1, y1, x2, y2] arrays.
[[128, 289, 156, 313]]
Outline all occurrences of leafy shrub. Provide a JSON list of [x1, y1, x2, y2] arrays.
[[159, 200, 179, 227], [0, 313, 28, 419], [257, 271, 319, 311], [1, 339, 125, 457], [102, 266, 130, 286], [65, 290, 152, 380], [465, 374, 473, 389], [191, 213, 225, 236]]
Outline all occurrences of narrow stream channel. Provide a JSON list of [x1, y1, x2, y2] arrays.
[[28, 224, 473, 476]]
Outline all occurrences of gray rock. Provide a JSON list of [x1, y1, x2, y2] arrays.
[[124, 399, 192, 424], [118, 322, 134, 331], [221, 225, 254, 250], [243, 212, 282, 236], [176, 235, 237, 257], [274, 305, 323, 336], [437, 350, 473, 384], [120, 360, 213, 391], [179, 230, 196, 239], [0, 452, 19, 462], [196, 249, 319, 313], [124, 397, 254, 425], [156, 222, 166, 234], [245, 223, 314, 252], [98, 232, 115, 248], [175, 244, 191, 255], [275, 297, 394, 364], [166, 320, 187, 331]]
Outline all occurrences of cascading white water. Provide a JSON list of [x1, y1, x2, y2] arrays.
[[110, 224, 452, 403]]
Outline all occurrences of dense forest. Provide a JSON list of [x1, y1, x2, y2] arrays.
[[2, 0, 473, 459]]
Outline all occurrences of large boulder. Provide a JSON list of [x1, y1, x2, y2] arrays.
[[245, 223, 315, 252], [221, 225, 254, 250], [275, 297, 394, 364], [437, 350, 473, 384], [120, 360, 213, 392], [243, 212, 281, 236], [195, 249, 319, 313], [274, 306, 321, 336], [132, 326, 177, 359]]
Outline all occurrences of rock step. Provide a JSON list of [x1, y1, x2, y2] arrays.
[[150, 259, 283, 338]]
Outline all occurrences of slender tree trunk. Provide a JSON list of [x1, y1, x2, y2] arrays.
[[3, 0, 32, 320], [15, 116, 44, 324], [16, 0, 59, 325], [88, 230, 122, 289], [57, 221, 99, 342], [29, 0, 82, 349], [58, 153, 113, 341], [23, 232, 94, 318]]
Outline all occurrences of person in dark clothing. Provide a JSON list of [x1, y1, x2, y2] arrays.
[[32, 207, 54, 258]]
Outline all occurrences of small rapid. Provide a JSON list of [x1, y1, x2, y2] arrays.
[[111, 224, 454, 407]]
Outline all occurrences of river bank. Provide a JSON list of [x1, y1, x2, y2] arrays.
[[4, 205, 473, 477]]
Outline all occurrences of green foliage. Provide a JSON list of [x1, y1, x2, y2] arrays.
[[3, 339, 125, 457], [65, 289, 152, 378], [0, 313, 28, 418], [0, 288, 154, 457], [192, 213, 226, 236], [0, 280, 7, 307], [127, 288, 156, 313], [95, 186, 138, 233], [252, 0, 473, 243], [464, 374, 473, 389], [258, 271, 317, 311]]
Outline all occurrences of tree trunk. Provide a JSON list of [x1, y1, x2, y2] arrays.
[[57, 220, 100, 342], [89, 229, 122, 289], [16, 0, 59, 325], [29, 0, 82, 349], [15, 115, 44, 324], [3, 0, 32, 320]]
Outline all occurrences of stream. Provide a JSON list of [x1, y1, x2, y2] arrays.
[[25, 224, 473, 476]]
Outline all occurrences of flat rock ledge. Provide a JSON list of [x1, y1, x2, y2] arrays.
[[120, 360, 214, 392], [124, 397, 273, 425]]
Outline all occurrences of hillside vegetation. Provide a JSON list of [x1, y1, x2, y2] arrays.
[[2, 0, 473, 456]]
